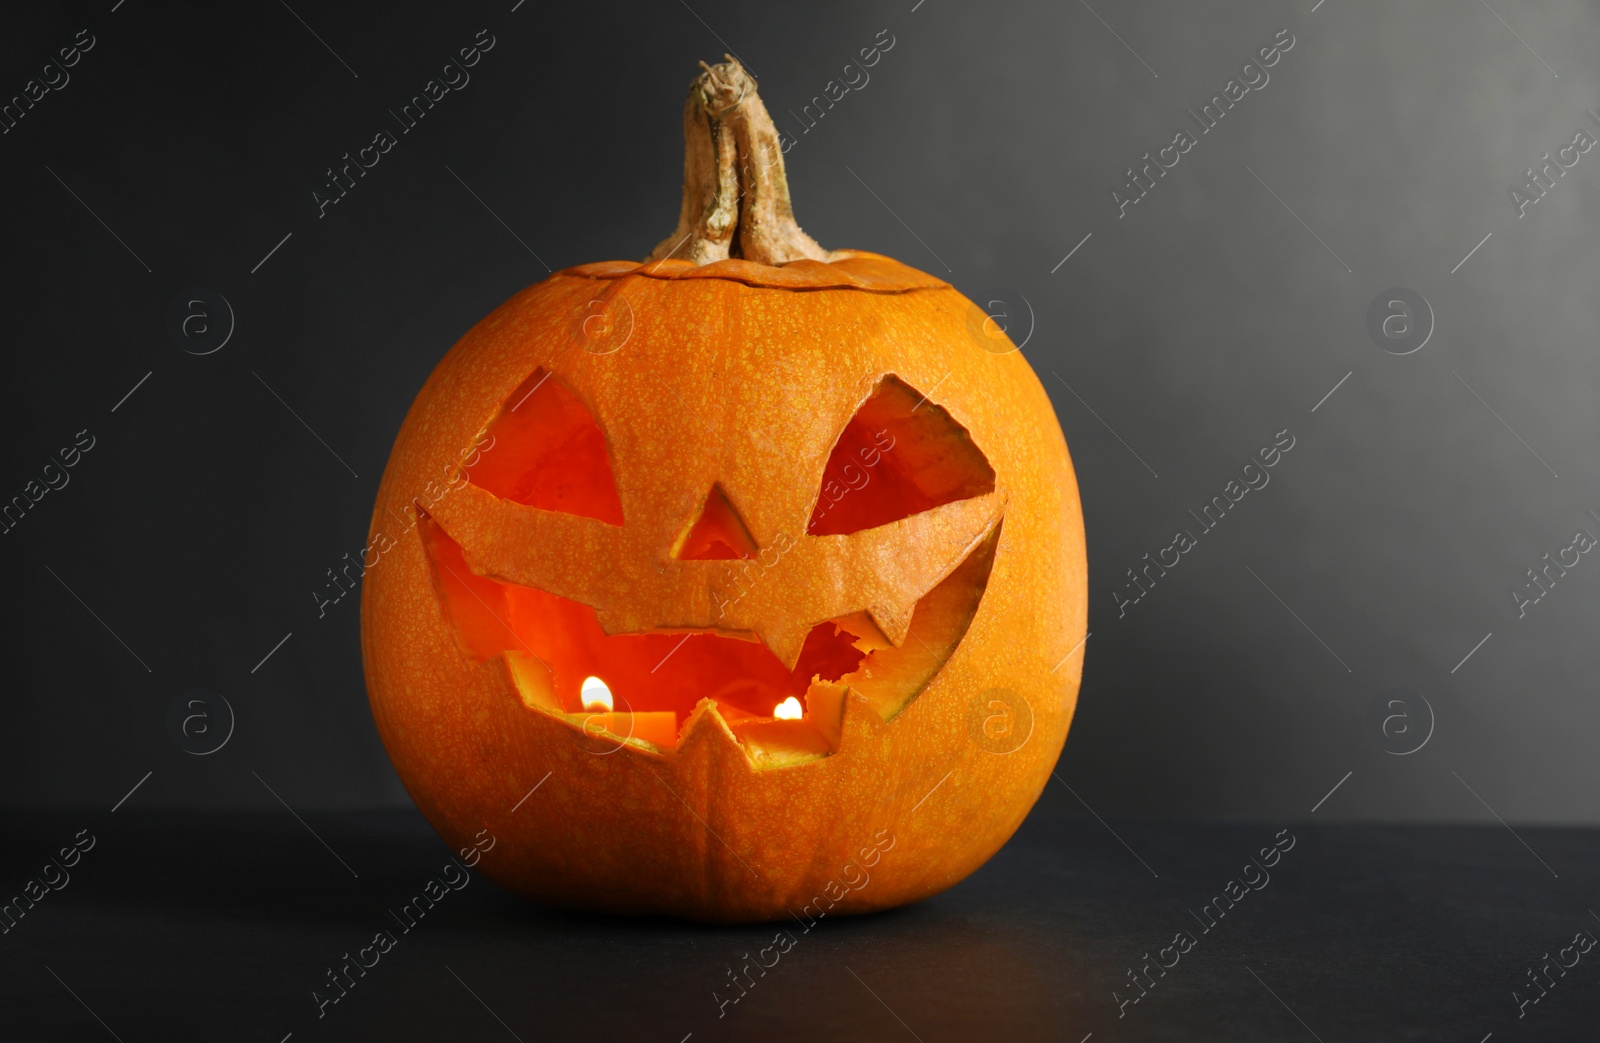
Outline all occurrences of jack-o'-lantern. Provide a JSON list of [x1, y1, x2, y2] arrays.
[[361, 57, 1087, 922]]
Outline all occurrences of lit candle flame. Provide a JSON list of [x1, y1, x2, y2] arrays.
[[773, 696, 803, 720], [581, 675, 613, 712]]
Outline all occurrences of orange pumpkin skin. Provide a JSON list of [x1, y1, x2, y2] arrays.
[[360, 249, 1087, 922]]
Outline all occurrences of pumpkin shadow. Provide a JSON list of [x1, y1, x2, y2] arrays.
[[447, 881, 1095, 1042]]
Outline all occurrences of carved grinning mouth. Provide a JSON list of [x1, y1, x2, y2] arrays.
[[420, 516, 999, 764], [416, 367, 1001, 764]]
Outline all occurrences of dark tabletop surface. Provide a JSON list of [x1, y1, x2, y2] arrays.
[[3, 787, 1597, 1042]]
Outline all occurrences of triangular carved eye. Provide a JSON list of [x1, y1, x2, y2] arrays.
[[807, 375, 995, 536], [673, 484, 758, 560], [465, 368, 624, 525]]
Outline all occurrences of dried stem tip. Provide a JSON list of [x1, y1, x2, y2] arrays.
[[646, 56, 832, 267]]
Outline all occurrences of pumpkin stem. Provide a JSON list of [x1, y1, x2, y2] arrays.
[[646, 56, 833, 267]]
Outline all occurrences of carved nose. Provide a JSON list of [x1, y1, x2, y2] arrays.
[[672, 483, 758, 560]]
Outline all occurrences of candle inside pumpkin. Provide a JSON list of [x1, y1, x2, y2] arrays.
[[568, 675, 679, 747]]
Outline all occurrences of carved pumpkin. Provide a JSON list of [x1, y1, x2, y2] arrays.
[[361, 58, 1087, 922]]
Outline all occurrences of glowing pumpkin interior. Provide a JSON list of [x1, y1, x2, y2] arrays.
[[421, 367, 1000, 766]]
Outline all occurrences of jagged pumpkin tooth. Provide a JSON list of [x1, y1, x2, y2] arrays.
[[866, 600, 916, 647], [753, 623, 812, 672], [674, 698, 744, 761]]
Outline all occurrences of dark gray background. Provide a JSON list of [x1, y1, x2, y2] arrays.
[[3, 0, 1597, 824]]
